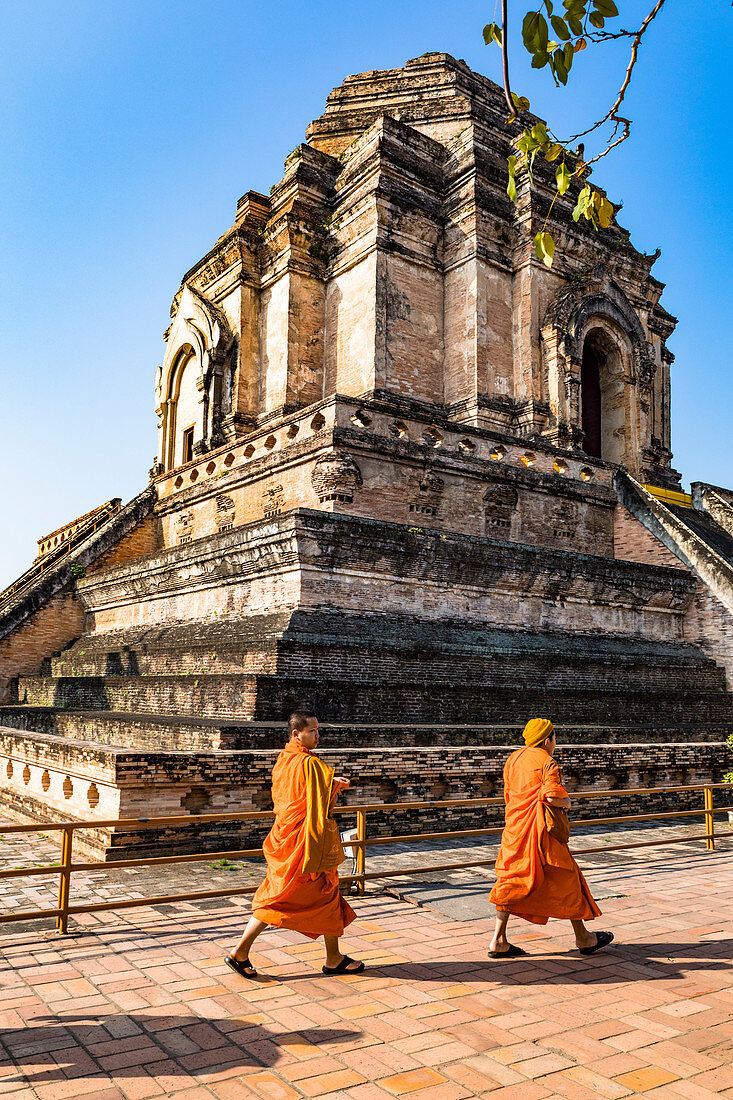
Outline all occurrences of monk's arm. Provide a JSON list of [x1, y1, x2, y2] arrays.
[[545, 795, 571, 809], [542, 761, 571, 809]]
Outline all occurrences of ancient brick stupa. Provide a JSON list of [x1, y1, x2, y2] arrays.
[[2, 54, 733, 857]]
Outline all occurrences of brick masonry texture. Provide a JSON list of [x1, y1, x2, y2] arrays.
[[3, 54, 733, 854]]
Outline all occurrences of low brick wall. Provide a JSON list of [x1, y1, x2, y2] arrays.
[[1, 725, 729, 861]]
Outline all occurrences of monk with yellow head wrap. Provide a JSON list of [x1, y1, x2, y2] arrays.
[[488, 718, 614, 958]]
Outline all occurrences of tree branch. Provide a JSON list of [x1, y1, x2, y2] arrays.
[[501, 0, 519, 119], [565, 0, 667, 146]]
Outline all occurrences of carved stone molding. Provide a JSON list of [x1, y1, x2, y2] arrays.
[[409, 466, 445, 518], [311, 452, 362, 504], [262, 485, 285, 518], [543, 266, 656, 387], [215, 494, 236, 531], [483, 481, 518, 533]]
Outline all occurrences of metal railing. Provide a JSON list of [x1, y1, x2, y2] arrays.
[[0, 782, 731, 934]]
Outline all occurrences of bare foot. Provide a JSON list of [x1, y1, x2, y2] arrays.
[[575, 931, 598, 950]]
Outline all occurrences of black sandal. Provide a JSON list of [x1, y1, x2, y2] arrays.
[[488, 943, 529, 958], [578, 930, 615, 955], [322, 954, 365, 974], [225, 954, 258, 978]]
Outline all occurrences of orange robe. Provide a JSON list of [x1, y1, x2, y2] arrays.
[[252, 739, 356, 938], [488, 746, 601, 925]]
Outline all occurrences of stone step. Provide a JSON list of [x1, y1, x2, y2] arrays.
[[11, 672, 733, 724], [39, 648, 728, 692], [0, 707, 730, 752], [42, 613, 725, 691]]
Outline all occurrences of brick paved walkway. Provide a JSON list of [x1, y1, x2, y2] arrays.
[[1, 845, 732, 1099]]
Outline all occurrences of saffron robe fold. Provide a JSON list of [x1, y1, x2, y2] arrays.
[[252, 739, 356, 937], [488, 746, 601, 925]]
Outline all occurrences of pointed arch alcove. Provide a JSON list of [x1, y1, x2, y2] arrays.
[[541, 269, 656, 477], [154, 285, 235, 472], [580, 326, 629, 466]]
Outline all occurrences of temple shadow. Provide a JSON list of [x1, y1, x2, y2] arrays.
[[1, 1015, 359, 1086]]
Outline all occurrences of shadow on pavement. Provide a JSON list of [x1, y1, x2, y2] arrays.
[[1, 1016, 360, 1085]]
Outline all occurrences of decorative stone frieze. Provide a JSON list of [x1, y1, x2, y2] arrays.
[[311, 451, 362, 504]]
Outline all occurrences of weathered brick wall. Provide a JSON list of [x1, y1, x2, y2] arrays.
[[0, 589, 84, 700], [86, 515, 161, 575], [0, 491, 159, 702], [613, 504, 687, 568], [259, 277, 290, 413], [80, 509, 693, 642], [379, 252, 443, 404], [153, 398, 619, 559], [1, 727, 728, 861], [324, 255, 377, 397], [685, 583, 733, 689]]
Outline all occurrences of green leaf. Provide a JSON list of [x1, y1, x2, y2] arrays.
[[556, 160, 571, 195], [507, 155, 517, 203], [545, 142, 563, 161], [594, 0, 618, 15], [567, 12, 583, 34], [534, 230, 556, 267], [523, 10, 549, 53], [531, 121, 549, 145], [545, 0, 554, 13], [553, 49, 568, 84], [588, 11, 605, 27], [522, 11, 542, 50], [511, 93, 532, 111], [551, 14, 571, 40], [531, 50, 551, 68], [483, 21, 503, 45]]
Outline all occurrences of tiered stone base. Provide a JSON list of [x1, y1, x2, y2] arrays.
[[0, 511, 730, 859]]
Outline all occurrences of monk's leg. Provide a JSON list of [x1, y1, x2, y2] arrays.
[[324, 934, 363, 971], [489, 909, 511, 953], [231, 916, 268, 963], [570, 919, 598, 949]]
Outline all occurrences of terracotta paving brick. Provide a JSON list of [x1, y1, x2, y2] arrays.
[[1, 847, 733, 1100], [549, 1064, 633, 1098], [380, 1068, 447, 1094], [614, 1065, 680, 1091], [298, 1068, 366, 1096], [240, 1072, 303, 1099]]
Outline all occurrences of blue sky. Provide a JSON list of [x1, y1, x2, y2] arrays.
[[1, 0, 731, 586]]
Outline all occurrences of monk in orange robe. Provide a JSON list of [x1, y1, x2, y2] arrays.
[[488, 718, 614, 957], [226, 710, 363, 977]]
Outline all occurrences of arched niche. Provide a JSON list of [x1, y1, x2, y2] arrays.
[[580, 326, 629, 465], [541, 270, 655, 471], [166, 346, 201, 469], [155, 284, 234, 472]]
